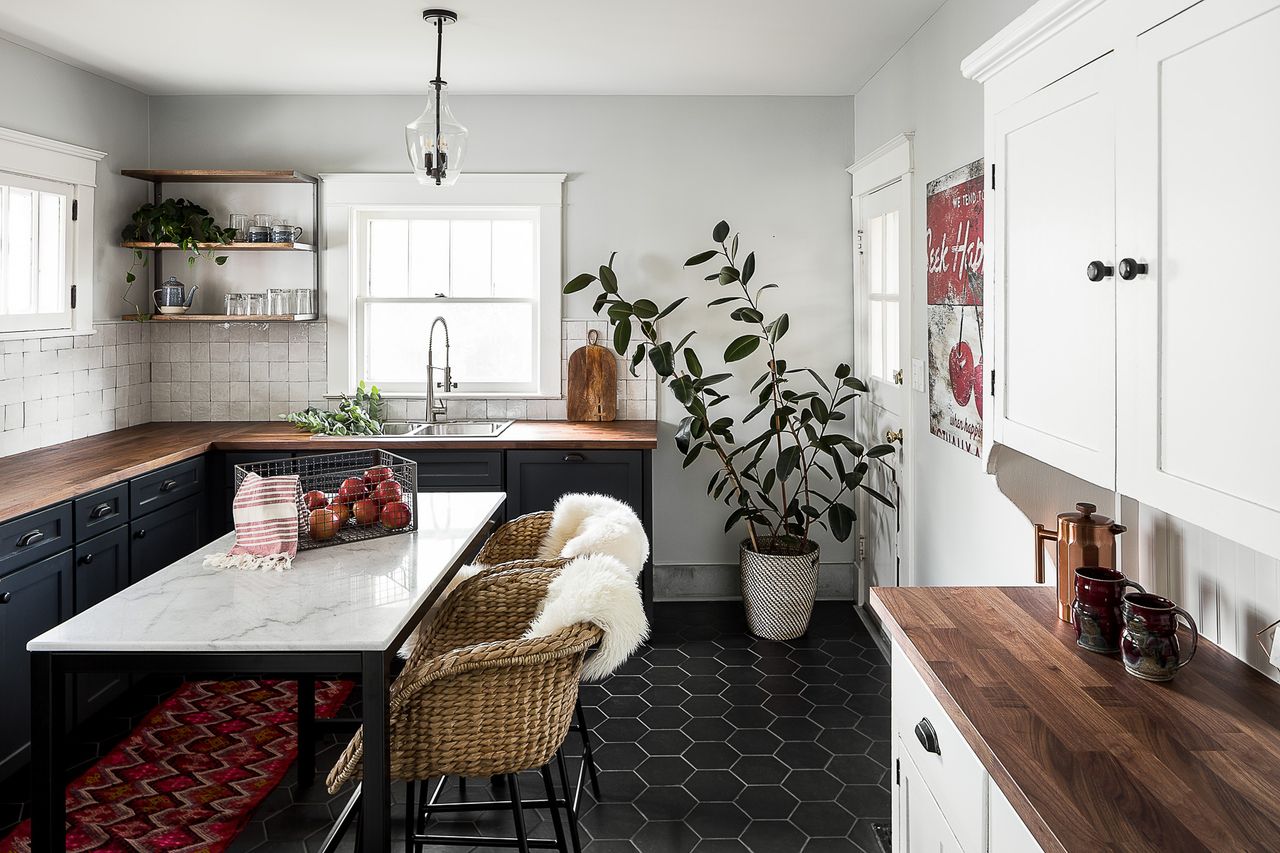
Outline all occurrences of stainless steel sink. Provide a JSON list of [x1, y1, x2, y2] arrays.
[[374, 420, 514, 438]]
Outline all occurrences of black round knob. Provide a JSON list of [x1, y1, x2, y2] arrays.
[[80, 553, 94, 565], [1086, 261, 1114, 282], [134, 529, 146, 539], [1118, 258, 1149, 280], [0, 592, 11, 604]]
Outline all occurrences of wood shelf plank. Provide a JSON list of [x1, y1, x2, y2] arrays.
[[121, 169, 318, 184], [120, 314, 319, 323], [122, 241, 315, 252]]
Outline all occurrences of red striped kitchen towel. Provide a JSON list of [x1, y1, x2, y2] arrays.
[[203, 472, 302, 571]]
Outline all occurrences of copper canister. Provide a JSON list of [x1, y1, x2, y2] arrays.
[[1034, 502, 1127, 623]]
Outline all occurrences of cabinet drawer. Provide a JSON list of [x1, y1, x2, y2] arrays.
[[0, 503, 72, 579], [74, 483, 129, 541], [891, 645, 985, 851], [505, 450, 644, 516], [401, 451, 502, 490], [131, 457, 205, 518]]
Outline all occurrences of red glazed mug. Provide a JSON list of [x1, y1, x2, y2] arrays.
[[1072, 567, 1144, 654], [1120, 592, 1199, 682]]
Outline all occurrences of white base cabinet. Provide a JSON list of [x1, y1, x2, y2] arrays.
[[891, 645, 1043, 853], [966, 0, 1280, 559]]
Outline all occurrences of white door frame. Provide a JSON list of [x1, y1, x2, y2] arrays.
[[848, 132, 915, 591]]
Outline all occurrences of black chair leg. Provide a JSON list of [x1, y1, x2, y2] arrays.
[[556, 749, 584, 853], [508, 773, 532, 853], [459, 775, 467, 801], [575, 699, 602, 799], [317, 784, 361, 853], [404, 780, 417, 853], [540, 764, 570, 853]]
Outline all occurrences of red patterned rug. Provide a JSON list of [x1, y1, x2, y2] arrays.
[[1, 679, 353, 853]]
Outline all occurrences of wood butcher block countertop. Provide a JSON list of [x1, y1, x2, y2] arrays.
[[0, 420, 657, 525], [870, 586, 1280, 853]]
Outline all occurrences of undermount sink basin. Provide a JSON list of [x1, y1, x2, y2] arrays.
[[375, 420, 514, 438]]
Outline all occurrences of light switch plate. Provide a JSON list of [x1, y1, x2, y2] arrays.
[[911, 358, 925, 392]]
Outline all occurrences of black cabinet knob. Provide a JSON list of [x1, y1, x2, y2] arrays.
[[1118, 258, 1149, 280], [16, 530, 44, 548], [1086, 261, 1114, 282], [914, 718, 941, 756], [134, 529, 147, 540], [0, 592, 11, 604], [80, 553, 94, 565]]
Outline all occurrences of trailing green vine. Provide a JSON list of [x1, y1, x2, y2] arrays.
[[121, 198, 234, 320]]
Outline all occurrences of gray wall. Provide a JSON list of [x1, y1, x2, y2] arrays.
[[0, 38, 149, 321], [149, 94, 859, 595]]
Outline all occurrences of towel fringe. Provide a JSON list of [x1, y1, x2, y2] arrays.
[[203, 552, 294, 572]]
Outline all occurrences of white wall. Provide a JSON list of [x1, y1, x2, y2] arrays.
[[853, 0, 1279, 682], [0, 38, 150, 322], [148, 94, 860, 594]]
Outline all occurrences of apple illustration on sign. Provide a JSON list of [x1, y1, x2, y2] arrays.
[[972, 354, 984, 418], [948, 341, 974, 407]]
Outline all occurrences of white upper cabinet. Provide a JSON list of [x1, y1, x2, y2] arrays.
[[990, 51, 1117, 488], [966, 0, 1280, 559], [1116, 0, 1280, 559]]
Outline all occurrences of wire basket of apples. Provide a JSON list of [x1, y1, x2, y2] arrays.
[[233, 449, 417, 551]]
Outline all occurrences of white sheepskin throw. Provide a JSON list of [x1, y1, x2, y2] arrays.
[[526, 553, 649, 681], [536, 493, 649, 578]]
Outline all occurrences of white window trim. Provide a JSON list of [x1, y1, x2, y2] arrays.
[[0, 125, 104, 339], [322, 172, 565, 398]]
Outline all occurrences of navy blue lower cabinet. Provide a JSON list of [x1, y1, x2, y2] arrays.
[[130, 494, 206, 585], [73, 525, 131, 722]]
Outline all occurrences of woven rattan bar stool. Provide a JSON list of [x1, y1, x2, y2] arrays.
[[322, 565, 601, 853], [471, 512, 606, 811]]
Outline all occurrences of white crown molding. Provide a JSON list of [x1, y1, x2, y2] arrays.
[[0, 126, 106, 163], [846, 132, 913, 197], [960, 0, 1106, 82]]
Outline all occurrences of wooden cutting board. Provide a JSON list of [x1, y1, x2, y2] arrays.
[[567, 331, 617, 421]]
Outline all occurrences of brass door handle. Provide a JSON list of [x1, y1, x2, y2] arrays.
[[893, 368, 904, 386], [885, 429, 903, 444]]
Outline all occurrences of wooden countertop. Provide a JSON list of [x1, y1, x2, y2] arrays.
[[0, 420, 657, 525], [870, 586, 1280, 853]]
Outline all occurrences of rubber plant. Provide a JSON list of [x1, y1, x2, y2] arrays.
[[565, 220, 895, 557], [121, 198, 235, 319]]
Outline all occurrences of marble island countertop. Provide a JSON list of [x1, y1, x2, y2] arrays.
[[29, 491, 504, 653]]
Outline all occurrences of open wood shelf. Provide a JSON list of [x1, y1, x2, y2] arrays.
[[120, 169, 319, 184], [121, 314, 319, 323], [122, 241, 315, 252]]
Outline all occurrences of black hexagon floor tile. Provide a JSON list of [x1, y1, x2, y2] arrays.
[[0, 603, 890, 853]]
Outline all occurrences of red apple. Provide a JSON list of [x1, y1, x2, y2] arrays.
[[949, 341, 974, 407], [372, 479, 403, 508], [308, 508, 341, 541], [972, 354, 984, 418], [363, 465, 394, 489], [380, 500, 411, 530], [331, 502, 352, 527], [303, 490, 329, 510], [352, 499, 380, 526], [335, 477, 368, 506]]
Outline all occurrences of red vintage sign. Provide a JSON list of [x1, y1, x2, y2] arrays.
[[926, 162, 984, 306]]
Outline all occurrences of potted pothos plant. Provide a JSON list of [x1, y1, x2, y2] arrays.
[[121, 198, 234, 319], [565, 220, 895, 640]]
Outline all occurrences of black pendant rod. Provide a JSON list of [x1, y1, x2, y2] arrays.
[[432, 16, 445, 185]]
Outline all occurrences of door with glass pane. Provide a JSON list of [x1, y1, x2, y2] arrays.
[[0, 173, 73, 333], [857, 178, 909, 592]]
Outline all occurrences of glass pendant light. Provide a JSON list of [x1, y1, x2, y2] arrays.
[[406, 9, 468, 187]]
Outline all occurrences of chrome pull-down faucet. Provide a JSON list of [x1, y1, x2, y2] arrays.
[[426, 316, 456, 423]]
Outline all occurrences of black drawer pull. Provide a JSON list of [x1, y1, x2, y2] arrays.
[[159, 479, 179, 493], [914, 718, 941, 756], [563, 453, 585, 463], [89, 502, 115, 520], [79, 553, 94, 565], [16, 530, 45, 548], [134, 529, 147, 540], [0, 592, 11, 604]]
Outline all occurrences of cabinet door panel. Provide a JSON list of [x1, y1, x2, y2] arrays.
[[0, 550, 71, 781], [505, 450, 643, 518], [895, 739, 965, 853], [1117, 0, 1280, 557], [130, 495, 206, 585], [73, 526, 130, 722], [992, 53, 1116, 487]]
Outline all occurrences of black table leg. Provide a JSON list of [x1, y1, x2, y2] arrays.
[[31, 651, 65, 853], [297, 674, 316, 787], [360, 651, 391, 853]]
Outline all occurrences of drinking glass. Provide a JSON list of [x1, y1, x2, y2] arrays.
[[293, 289, 316, 315], [229, 213, 250, 241], [267, 288, 293, 315], [244, 292, 266, 315], [225, 293, 247, 316]]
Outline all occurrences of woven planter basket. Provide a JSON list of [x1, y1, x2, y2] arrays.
[[739, 539, 820, 641]]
